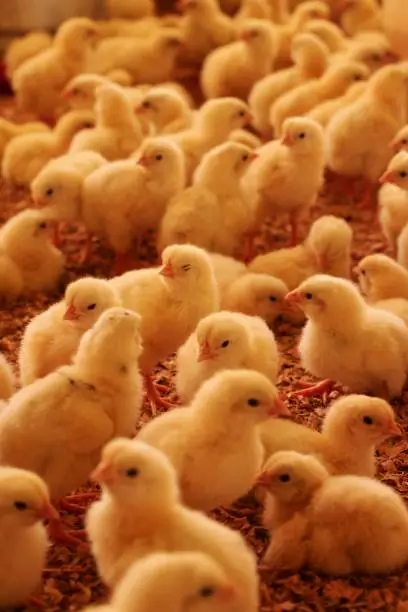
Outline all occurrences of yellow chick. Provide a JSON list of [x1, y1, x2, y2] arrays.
[[5, 30, 52, 79], [105, 0, 155, 19], [209, 252, 247, 296], [378, 150, 408, 252], [338, 35, 395, 75], [0, 467, 57, 608], [326, 64, 408, 208], [158, 142, 256, 258], [2, 110, 95, 187], [69, 84, 143, 161], [355, 253, 408, 302], [268, 0, 290, 24], [398, 224, 408, 271], [179, 0, 236, 66], [0, 354, 14, 401], [260, 394, 400, 478], [91, 30, 183, 85], [176, 312, 280, 402], [249, 32, 329, 137], [0, 118, 50, 161], [0, 209, 64, 295], [372, 297, 408, 329], [12, 18, 98, 120], [306, 81, 365, 128], [110, 244, 219, 410], [87, 438, 259, 612], [302, 19, 347, 52], [228, 129, 261, 149], [82, 138, 185, 271], [19, 277, 120, 386], [271, 60, 369, 136], [169, 97, 252, 182], [62, 73, 116, 110], [286, 275, 408, 399], [235, 0, 272, 21], [139, 369, 287, 510], [249, 214, 352, 290], [242, 117, 325, 245], [340, 0, 383, 37], [201, 20, 277, 100], [134, 87, 193, 134]]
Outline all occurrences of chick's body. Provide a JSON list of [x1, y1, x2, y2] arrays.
[[0, 354, 14, 400], [0, 118, 50, 160]]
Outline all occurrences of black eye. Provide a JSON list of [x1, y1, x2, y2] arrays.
[[399, 171, 408, 178], [83, 122, 94, 128], [247, 398, 260, 407], [14, 501, 28, 511], [279, 474, 291, 483], [360, 269, 366, 276], [39, 222, 47, 229], [238, 110, 246, 117], [87, 303, 96, 310], [242, 154, 248, 161], [402, 140, 408, 145], [155, 154, 163, 161], [298, 132, 306, 139], [142, 101, 151, 109], [199, 587, 215, 598], [221, 340, 229, 348], [45, 188, 54, 197], [269, 295, 277, 302], [182, 264, 191, 271], [126, 467, 139, 478], [72, 88, 80, 95], [371, 53, 381, 61], [305, 292, 313, 300], [363, 416, 374, 425], [354, 74, 363, 81]]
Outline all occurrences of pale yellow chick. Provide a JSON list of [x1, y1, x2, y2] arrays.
[[355, 253, 408, 302], [201, 20, 277, 100], [0, 354, 14, 401], [340, 0, 383, 37], [2, 110, 95, 187], [398, 224, 408, 271], [5, 30, 52, 79], [134, 87, 193, 134], [105, 0, 155, 19], [378, 150, 408, 252], [209, 253, 247, 296], [0, 118, 50, 161], [87, 438, 259, 612], [307, 81, 365, 128], [302, 19, 347, 53], [176, 312, 279, 402], [19, 277, 120, 386], [69, 84, 143, 161], [62, 73, 116, 110], [12, 18, 98, 120]]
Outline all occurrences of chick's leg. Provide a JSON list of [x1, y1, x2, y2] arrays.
[[288, 213, 300, 246], [355, 181, 376, 210], [47, 517, 88, 548], [292, 378, 335, 398], [144, 373, 176, 415], [78, 233, 93, 265]]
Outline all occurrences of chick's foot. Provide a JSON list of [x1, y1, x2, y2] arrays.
[[48, 518, 87, 548], [144, 374, 177, 415], [291, 378, 335, 398]]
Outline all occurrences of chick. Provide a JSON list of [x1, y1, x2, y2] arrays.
[[355, 253, 408, 302], [0, 354, 14, 400], [326, 64, 408, 208], [340, 0, 383, 37], [209, 252, 247, 296], [0, 467, 57, 608], [249, 215, 352, 289], [201, 20, 277, 101], [398, 223, 408, 271], [62, 73, 116, 110], [390, 125, 408, 153], [158, 142, 256, 258], [0, 209, 64, 295], [235, 0, 271, 21], [105, 0, 155, 19], [87, 438, 259, 612], [339, 36, 394, 75], [69, 84, 143, 161], [12, 18, 98, 120], [286, 275, 408, 399], [303, 19, 347, 53], [91, 30, 183, 85], [242, 117, 325, 246], [82, 138, 185, 270], [260, 394, 400, 478], [176, 312, 279, 402], [307, 81, 365, 128], [179, 0, 236, 66], [2, 110, 95, 187], [111, 244, 219, 410], [271, 60, 369, 137], [0, 117, 50, 160], [134, 87, 193, 134], [249, 32, 329, 137], [169, 97, 252, 182], [5, 30, 52, 79], [19, 277, 120, 386]]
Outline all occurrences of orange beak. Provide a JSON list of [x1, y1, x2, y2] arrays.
[[90, 461, 116, 485], [197, 341, 218, 362], [379, 170, 394, 185], [134, 104, 146, 114], [248, 151, 259, 161], [63, 303, 80, 320], [281, 133, 294, 147], [218, 585, 237, 601], [61, 89, 73, 99], [137, 155, 150, 167], [269, 394, 290, 417], [387, 421, 402, 436], [284, 290, 303, 304], [242, 111, 253, 126], [389, 139, 401, 152], [37, 501, 60, 521], [159, 261, 175, 278], [255, 471, 271, 488], [239, 31, 251, 42]]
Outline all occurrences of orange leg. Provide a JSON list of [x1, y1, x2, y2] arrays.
[[78, 233, 93, 265], [144, 374, 176, 415], [291, 379, 335, 398], [288, 213, 300, 246], [47, 518, 87, 548], [355, 182, 376, 210]]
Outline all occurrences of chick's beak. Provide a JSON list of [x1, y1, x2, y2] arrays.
[[281, 133, 294, 147], [284, 290, 303, 305], [242, 111, 253, 126], [218, 585, 237, 601], [269, 394, 290, 417], [176, 0, 189, 10], [379, 170, 394, 185], [387, 421, 402, 436], [134, 104, 145, 114], [159, 262, 175, 278], [248, 151, 259, 161], [91, 461, 116, 484], [255, 471, 271, 488], [197, 341, 217, 362], [37, 501, 60, 521], [239, 31, 251, 42], [61, 89, 73, 99], [137, 155, 150, 167], [63, 303, 80, 320]]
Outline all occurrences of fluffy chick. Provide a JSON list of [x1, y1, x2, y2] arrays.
[[209, 252, 247, 296], [249, 215, 352, 290], [271, 60, 369, 137], [12, 18, 98, 120], [158, 142, 255, 257], [69, 84, 143, 161], [378, 150, 408, 252], [398, 223, 408, 271], [249, 32, 329, 137], [340, 0, 382, 37], [0, 468, 56, 608], [176, 312, 279, 402], [87, 438, 259, 612], [134, 87, 193, 134], [2, 110, 95, 187], [110, 244, 219, 410], [307, 81, 366, 128], [355, 253, 408, 302], [201, 20, 277, 100], [0, 209, 64, 294], [302, 19, 347, 53], [242, 117, 325, 245], [82, 138, 185, 269], [62, 73, 116, 110], [0, 354, 14, 400], [19, 277, 120, 386], [169, 97, 252, 182], [5, 30, 52, 79], [287, 275, 408, 399], [0, 308, 143, 503], [0, 117, 50, 160]]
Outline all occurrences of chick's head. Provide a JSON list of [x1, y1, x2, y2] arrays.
[[0, 467, 58, 528], [379, 151, 408, 189], [302, 20, 346, 53], [238, 20, 276, 54], [62, 74, 108, 109], [368, 63, 408, 105], [196, 312, 251, 364], [305, 215, 352, 277], [31, 164, 82, 212], [136, 137, 185, 184], [349, 39, 394, 74], [0, 209, 53, 251], [354, 253, 407, 302], [159, 244, 216, 291], [63, 277, 120, 328], [233, 273, 289, 325], [280, 117, 325, 155], [198, 98, 252, 135], [54, 109, 95, 140], [194, 141, 258, 183], [55, 17, 99, 53], [92, 439, 180, 507], [294, 0, 330, 22], [156, 30, 184, 53], [390, 126, 408, 154], [290, 33, 329, 75], [135, 87, 187, 124], [322, 395, 401, 446], [256, 451, 328, 505], [322, 61, 369, 93]]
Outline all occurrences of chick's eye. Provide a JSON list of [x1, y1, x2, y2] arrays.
[[142, 101, 151, 109], [155, 154, 163, 161], [87, 303, 96, 310], [247, 398, 260, 407], [182, 264, 191, 271], [363, 416, 374, 425], [371, 53, 381, 61], [354, 74, 363, 81], [399, 171, 408, 178], [14, 501, 28, 511], [45, 188, 54, 197], [402, 140, 408, 145], [298, 132, 306, 139], [238, 110, 246, 117], [199, 587, 215, 598], [38, 222, 47, 229], [242, 154, 248, 161], [279, 474, 291, 483], [221, 340, 229, 348], [360, 269, 366, 276], [269, 295, 278, 302], [305, 292, 313, 300], [126, 467, 139, 478]]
